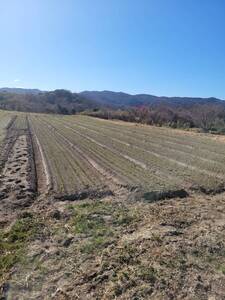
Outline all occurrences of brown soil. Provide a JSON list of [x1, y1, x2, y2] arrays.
[[41, 119, 129, 191], [0, 135, 35, 225], [30, 128, 51, 195], [0, 120, 37, 226]]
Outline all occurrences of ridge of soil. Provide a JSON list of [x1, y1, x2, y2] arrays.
[[0, 119, 37, 226]]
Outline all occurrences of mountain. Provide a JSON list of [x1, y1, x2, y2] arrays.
[[2, 88, 224, 108], [0, 88, 224, 114], [0, 87, 42, 95], [0, 89, 101, 114], [80, 90, 224, 108]]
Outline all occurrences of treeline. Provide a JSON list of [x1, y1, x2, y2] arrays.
[[0, 89, 100, 114], [86, 104, 225, 134], [1, 89, 225, 134]]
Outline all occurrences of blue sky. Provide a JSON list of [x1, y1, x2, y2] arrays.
[[0, 0, 225, 98]]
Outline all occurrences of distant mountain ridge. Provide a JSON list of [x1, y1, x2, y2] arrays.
[[0, 87, 42, 95], [80, 90, 224, 108], [0, 89, 100, 114], [0, 87, 224, 112]]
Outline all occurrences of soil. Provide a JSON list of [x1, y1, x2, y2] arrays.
[[31, 128, 51, 195], [0, 124, 36, 226], [40, 119, 129, 190], [1, 119, 225, 299]]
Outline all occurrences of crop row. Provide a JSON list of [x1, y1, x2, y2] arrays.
[[71, 115, 225, 157], [29, 116, 106, 194], [0, 112, 14, 145], [33, 116, 180, 192], [12, 114, 28, 131], [0, 112, 15, 169], [41, 115, 225, 191], [28, 113, 225, 195], [32, 116, 185, 192], [59, 117, 224, 175], [68, 116, 225, 170]]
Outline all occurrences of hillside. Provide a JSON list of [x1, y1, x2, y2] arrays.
[[0, 87, 42, 95], [1, 88, 225, 133], [80, 90, 225, 108], [1, 88, 225, 110], [0, 89, 101, 114]]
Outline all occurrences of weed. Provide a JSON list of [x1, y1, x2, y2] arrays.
[[0, 214, 42, 280], [70, 201, 138, 254], [135, 265, 157, 283], [151, 233, 162, 243], [116, 243, 138, 264], [114, 210, 137, 226], [108, 263, 157, 298], [81, 236, 112, 254]]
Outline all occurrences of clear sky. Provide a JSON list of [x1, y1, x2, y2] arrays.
[[0, 0, 225, 98]]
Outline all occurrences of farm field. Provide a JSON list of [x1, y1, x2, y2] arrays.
[[1, 111, 225, 299], [0, 111, 13, 150], [28, 114, 225, 197], [1, 111, 225, 202], [0, 111, 15, 170]]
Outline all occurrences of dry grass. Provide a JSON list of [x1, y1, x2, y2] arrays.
[[2, 191, 225, 299]]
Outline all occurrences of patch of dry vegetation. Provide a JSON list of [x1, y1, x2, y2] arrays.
[[0, 213, 44, 288], [3, 191, 225, 299]]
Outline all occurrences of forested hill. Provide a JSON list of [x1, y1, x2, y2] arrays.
[[0, 88, 224, 113], [1, 88, 225, 132], [0, 87, 42, 95], [80, 90, 224, 108], [0, 89, 101, 114]]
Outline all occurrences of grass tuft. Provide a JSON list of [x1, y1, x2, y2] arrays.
[[70, 201, 138, 254], [0, 213, 42, 281]]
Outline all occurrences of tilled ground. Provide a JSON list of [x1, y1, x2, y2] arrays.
[[1, 116, 225, 299], [2, 190, 225, 300], [29, 114, 225, 196], [0, 133, 36, 226]]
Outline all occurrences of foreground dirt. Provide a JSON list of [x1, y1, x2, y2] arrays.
[[0, 131, 36, 226], [1, 189, 225, 300]]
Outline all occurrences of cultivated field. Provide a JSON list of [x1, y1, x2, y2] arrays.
[[29, 114, 225, 197], [1, 111, 225, 203], [0, 111, 15, 170], [2, 111, 225, 299]]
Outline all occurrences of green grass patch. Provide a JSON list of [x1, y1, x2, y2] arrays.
[[217, 265, 225, 275], [0, 213, 43, 280], [109, 263, 157, 297], [70, 201, 138, 254]]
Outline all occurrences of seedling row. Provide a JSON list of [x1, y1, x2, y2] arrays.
[[28, 114, 225, 195]]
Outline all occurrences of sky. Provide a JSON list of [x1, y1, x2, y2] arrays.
[[0, 0, 225, 98]]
